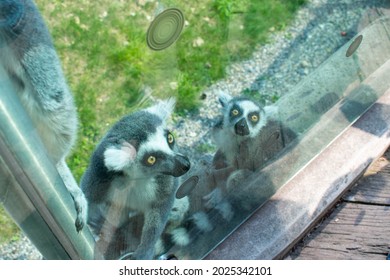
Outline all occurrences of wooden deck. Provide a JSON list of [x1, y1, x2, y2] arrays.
[[284, 147, 390, 260]]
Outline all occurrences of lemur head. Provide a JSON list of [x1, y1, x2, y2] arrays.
[[103, 98, 190, 179], [217, 91, 267, 138]]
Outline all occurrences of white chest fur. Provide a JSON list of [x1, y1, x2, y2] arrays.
[[99, 176, 157, 227]]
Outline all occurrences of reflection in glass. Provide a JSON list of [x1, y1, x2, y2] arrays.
[[158, 17, 390, 260], [1, 0, 390, 260]]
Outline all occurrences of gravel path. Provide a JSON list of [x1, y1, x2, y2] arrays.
[[1, 0, 388, 260]]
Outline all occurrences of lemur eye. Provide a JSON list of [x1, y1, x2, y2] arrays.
[[232, 109, 239, 116], [167, 133, 174, 144], [147, 156, 156, 165], [251, 114, 259, 122]]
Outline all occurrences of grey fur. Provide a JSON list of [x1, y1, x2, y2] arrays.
[[207, 91, 297, 210], [81, 100, 190, 260], [0, 0, 86, 231], [164, 92, 297, 252]]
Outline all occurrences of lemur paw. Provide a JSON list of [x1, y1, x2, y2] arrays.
[[73, 194, 88, 232], [75, 217, 84, 233]]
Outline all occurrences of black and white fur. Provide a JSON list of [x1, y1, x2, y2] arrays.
[[212, 90, 290, 169], [81, 99, 191, 260], [161, 91, 296, 253], [0, 0, 86, 231], [207, 90, 296, 212]]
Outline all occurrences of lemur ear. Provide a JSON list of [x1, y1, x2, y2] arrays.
[[217, 90, 232, 108], [104, 141, 137, 171], [146, 98, 176, 121]]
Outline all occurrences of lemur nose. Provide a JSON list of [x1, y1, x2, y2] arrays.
[[173, 154, 191, 177], [235, 118, 250, 136]]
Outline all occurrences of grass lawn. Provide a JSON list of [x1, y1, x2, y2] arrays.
[[0, 0, 306, 245], [0, 208, 20, 244]]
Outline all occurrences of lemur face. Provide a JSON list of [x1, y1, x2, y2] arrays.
[[134, 126, 191, 178], [103, 99, 191, 179], [218, 92, 266, 138], [227, 100, 263, 137]]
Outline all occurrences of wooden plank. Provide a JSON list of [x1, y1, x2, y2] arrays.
[[288, 203, 390, 260], [344, 150, 390, 205], [364, 148, 390, 175]]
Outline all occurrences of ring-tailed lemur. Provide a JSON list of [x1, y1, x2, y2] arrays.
[[0, 0, 86, 231], [207, 90, 296, 211], [212, 91, 291, 169], [80, 99, 191, 260], [158, 91, 297, 255]]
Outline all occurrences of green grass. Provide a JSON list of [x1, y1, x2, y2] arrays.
[[37, 0, 307, 182], [0, 0, 306, 244], [0, 208, 20, 244]]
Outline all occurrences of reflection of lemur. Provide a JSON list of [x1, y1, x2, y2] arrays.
[[160, 92, 296, 255], [0, 0, 86, 231], [81, 99, 191, 260], [212, 91, 293, 170], [207, 90, 296, 211], [154, 196, 190, 259]]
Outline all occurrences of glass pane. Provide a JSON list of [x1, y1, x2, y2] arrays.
[[1, 0, 390, 260], [168, 16, 390, 260], [0, 0, 94, 260]]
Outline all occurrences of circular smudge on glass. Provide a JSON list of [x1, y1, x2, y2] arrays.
[[146, 8, 184, 51], [346, 35, 363, 57], [176, 175, 199, 199]]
